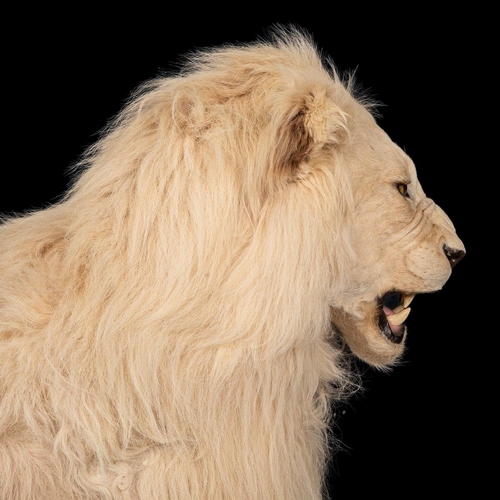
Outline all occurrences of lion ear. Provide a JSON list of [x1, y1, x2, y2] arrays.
[[275, 90, 351, 180]]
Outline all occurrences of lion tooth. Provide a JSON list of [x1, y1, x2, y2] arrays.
[[403, 294, 415, 308], [388, 307, 411, 326], [393, 305, 405, 314]]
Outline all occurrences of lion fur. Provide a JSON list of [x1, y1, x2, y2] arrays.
[[0, 26, 459, 499]]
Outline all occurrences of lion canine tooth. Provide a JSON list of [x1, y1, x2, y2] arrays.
[[403, 294, 415, 308], [388, 307, 411, 326]]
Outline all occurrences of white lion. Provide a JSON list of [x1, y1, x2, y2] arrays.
[[0, 26, 465, 499]]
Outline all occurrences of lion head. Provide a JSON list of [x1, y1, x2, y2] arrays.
[[326, 107, 465, 367]]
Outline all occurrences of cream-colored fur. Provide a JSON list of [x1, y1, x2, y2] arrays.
[[0, 26, 465, 499]]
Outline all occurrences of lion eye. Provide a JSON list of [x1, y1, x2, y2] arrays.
[[396, 183, 409, 197]]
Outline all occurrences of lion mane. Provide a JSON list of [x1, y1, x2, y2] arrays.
[[0, 26, 464, 499]]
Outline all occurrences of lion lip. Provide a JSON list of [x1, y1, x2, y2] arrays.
[[378, 292, 415, 343]]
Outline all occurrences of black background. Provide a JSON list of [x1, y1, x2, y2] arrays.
[[3, 6, 489, 499]]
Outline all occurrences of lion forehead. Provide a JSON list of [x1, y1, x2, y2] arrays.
[[341, 118, 416, 190]]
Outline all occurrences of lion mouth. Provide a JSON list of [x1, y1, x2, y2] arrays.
[[378, 292, 415, 344]]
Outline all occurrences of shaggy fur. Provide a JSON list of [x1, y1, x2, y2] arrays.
[[0, 26, 464, 499]]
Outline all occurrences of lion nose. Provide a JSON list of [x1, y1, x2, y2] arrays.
[[443, 244, 465, 268]]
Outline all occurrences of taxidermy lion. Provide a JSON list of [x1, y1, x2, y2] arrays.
[[0, 26, 465, 500]]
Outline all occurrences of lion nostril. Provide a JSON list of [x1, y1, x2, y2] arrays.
[[443, 244, 465, 268]]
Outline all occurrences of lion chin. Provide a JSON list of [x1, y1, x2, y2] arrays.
[[331, 291, 414, 368], [332, 283, 464, 368]]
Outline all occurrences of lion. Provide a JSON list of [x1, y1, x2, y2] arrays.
[[0, 26, 464, 500]]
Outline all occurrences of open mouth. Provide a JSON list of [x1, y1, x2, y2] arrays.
[[378, 291, 415, 344]]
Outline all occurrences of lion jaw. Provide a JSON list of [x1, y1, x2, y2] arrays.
[[330, 302, 407, 369]]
